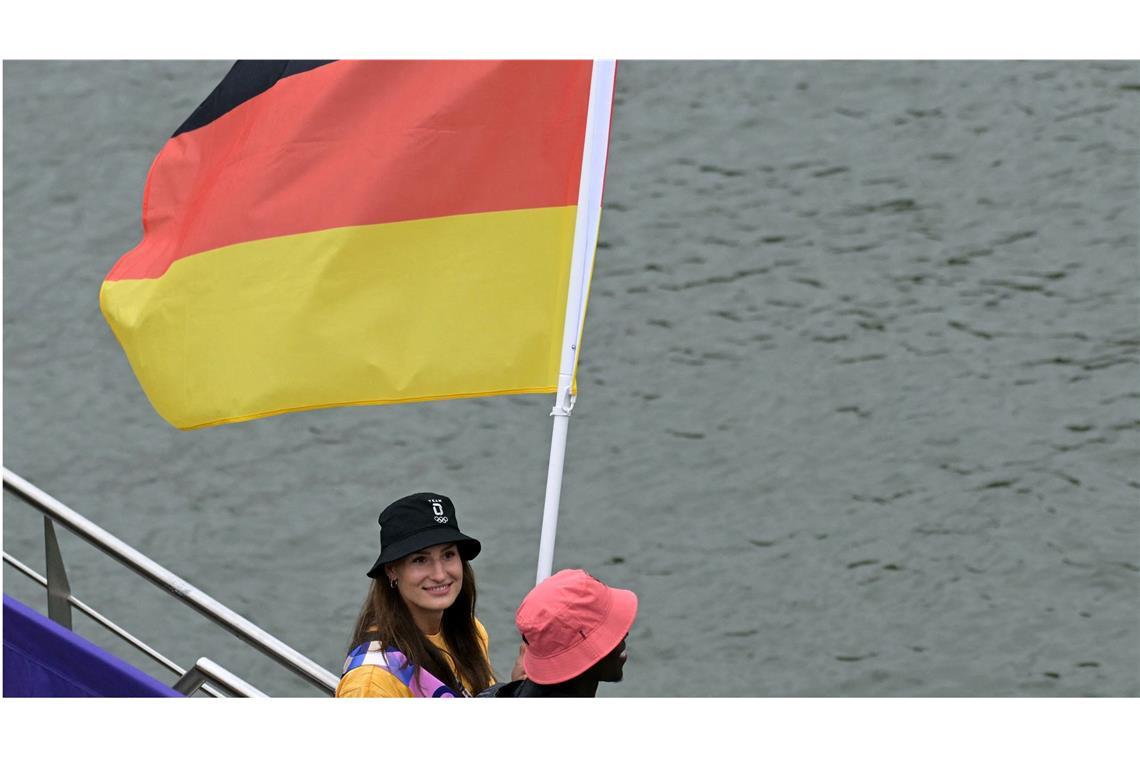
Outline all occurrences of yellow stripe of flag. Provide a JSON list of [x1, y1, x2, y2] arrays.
[[100, 207, 577, 429]]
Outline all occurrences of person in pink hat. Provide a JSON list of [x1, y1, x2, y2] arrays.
[[479, 568, 638, 697]]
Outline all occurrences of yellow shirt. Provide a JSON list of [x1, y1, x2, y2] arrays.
[[336, 618, 491, 698]]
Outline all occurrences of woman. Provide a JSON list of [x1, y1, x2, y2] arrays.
[[337, 492, 497, 697]]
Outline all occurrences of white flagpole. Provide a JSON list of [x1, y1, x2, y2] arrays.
[[535, 60, 617, 585]]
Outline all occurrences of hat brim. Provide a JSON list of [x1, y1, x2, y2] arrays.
[[523, 587, 638, 685], [366, 527, 481, 578]]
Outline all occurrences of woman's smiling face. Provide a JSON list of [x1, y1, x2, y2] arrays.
[[386, 543, 463, 626]]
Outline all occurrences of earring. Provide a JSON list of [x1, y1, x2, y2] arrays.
[[389, 578, 397, 588]]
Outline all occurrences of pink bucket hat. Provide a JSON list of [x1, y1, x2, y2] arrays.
[[515, 569, 638, 685]]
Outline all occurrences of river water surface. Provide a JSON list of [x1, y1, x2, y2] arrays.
[[4, 60, 1138, 696]]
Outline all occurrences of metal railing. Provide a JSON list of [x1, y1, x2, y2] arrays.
[[174, 658, 270, 697], [3, 467, 339, 697]]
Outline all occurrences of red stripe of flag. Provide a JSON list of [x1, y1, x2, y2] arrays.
[[109, 60, 592, 281]]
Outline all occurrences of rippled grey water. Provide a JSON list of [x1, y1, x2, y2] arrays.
[[4, 61, 1138, 697]]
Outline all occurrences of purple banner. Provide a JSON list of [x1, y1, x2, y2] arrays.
[[3, 594, 182, 697]]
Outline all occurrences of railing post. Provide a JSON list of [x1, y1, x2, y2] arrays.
[[173, 667, 207, 696], [44, 517, 73, 630]]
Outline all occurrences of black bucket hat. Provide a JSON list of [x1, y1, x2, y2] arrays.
[[366, 492, 481, 578]]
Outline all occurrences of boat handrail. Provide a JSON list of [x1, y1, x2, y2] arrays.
[[175, 657, 270, 697], [2, 466, 338, 696]]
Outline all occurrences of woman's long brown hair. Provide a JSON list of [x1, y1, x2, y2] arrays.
[[348, 558, 495, 696]]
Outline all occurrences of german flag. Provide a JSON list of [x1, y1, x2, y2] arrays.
[[100, 60, 602, 430]]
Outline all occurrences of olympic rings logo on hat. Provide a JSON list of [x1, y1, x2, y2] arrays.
[[431, 500, 448, 524]]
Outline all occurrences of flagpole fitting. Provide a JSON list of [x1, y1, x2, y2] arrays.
[[550, 387, 576, 418]]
